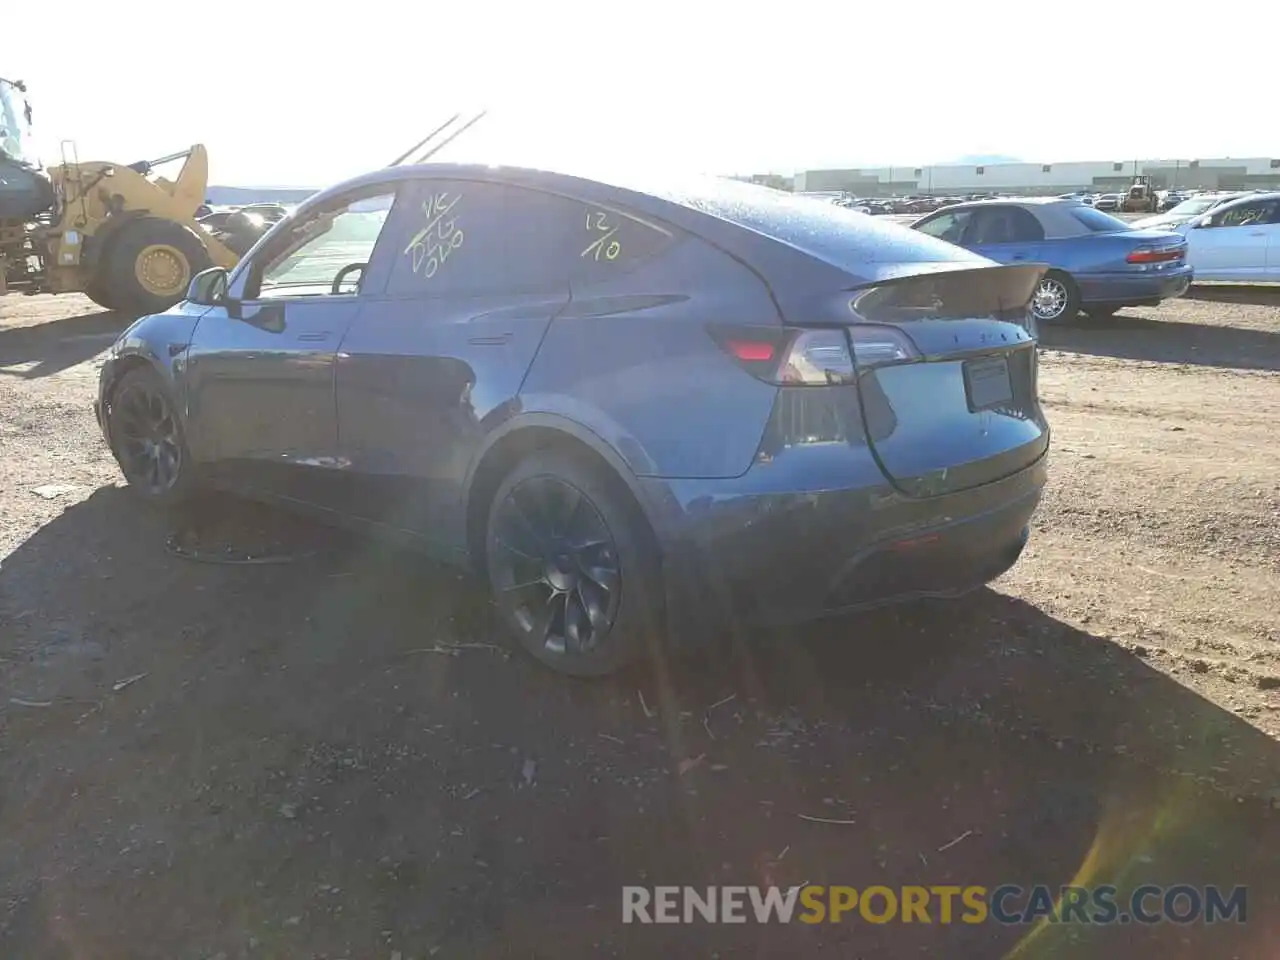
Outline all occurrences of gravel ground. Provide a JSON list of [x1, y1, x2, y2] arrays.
[[0, 290, 1278, 959]]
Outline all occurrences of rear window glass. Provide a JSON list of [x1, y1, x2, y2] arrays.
[[1070, 207, 1131, 232], [622, 174, 987, 268], [703, 188, 985, 266]]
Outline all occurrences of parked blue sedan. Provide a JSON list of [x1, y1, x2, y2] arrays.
[[910, 199, 1192, 323]]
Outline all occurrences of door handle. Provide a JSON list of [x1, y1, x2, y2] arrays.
[[1011, 254, 1027, 261], [467, 333, 513, 345], [1248, 231, 1266, 237], [297, 331, 332, 342]]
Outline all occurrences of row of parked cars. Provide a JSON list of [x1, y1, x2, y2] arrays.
[[1063, 188, 1263, 214], [902, 189, 1280, 322], [833, 194, 990, 215], [194, 202, 295, 255]]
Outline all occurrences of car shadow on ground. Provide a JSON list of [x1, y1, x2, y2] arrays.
[[1040, 310, 1280, 372], [0, 309, 127, 379], [1, 490, 1278, 959], [1185, 283, 1280, 307]]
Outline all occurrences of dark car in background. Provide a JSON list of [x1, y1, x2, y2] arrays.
[[910, 198, 1192, 322], [96, 167, 1049, 676]]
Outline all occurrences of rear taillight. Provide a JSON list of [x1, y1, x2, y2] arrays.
[[846, 324, 921, 368], [779, 330, 857, 384], [1126, 245, 1184, 264], [708, 324, 919, 385]]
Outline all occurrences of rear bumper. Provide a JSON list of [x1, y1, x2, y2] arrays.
[[1075, 265, 1193, 306], [641, 448, 1048, 644]]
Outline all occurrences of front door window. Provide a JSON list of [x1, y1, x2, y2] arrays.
[[253, 193, 397, 299]]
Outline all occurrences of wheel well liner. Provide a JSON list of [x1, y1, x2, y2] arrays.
[[105, 355, 156, 405]]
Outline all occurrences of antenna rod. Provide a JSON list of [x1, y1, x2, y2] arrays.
[[415, 110, 487, 164], [388, 113, 461, 167]]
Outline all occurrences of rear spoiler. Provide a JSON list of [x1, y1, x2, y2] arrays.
[[850, 262, 1048, 320]]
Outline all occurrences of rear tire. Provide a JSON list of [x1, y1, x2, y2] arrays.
[[100, 218, 213, 315], [106, 365, 199, 507], [485, 450, 663, 677], [1030, 270, 1080, 324]]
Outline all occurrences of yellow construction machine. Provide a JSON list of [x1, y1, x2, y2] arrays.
[[1, 76, 239, 314], [1121, 175, 1159, 214]]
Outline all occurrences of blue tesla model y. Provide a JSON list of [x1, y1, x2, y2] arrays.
[[96, 165, 1050, 675]]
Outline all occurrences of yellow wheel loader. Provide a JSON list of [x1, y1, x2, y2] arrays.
[[1, 77, 239, 314]]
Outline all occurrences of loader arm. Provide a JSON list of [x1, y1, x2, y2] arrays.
[[156, 144, 210, 217]]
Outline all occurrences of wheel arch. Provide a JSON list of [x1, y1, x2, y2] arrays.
[[104, 353, 161, 405], [99, 353, 170, 453], [464, 414, 663, 578]]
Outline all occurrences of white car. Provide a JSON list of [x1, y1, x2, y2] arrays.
[[1133, 192, 1246, 232], [1168, 192, 1280, 282]]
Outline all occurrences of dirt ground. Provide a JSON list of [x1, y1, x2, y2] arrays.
[[1, 290, 1278, 959]]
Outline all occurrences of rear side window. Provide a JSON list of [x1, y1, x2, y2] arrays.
[[1069, 206, 1131, 233], [573, 205, 675, 285], [383, 180, 677, 297]]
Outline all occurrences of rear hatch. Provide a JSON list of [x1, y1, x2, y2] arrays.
[[840, 263, 1048, 497]]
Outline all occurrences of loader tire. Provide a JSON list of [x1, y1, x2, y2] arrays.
[[102, 217, 213, 315], [86, 277, 124, 313]]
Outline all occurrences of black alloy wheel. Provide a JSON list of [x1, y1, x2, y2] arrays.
[[108, 367, 194, 504], [487, 451, 656, 676]]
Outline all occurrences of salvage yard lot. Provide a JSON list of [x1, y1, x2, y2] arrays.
[[1, 291, 1278, 958]]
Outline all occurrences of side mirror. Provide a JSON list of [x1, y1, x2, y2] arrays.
[[1193, 216, 1214, 229], [187, 266, 229, 305]]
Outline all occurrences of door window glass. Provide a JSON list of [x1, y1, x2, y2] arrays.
[[1213, 201, 1270, 228], [914, 210, 973, 244], [967, 206, 1044, 244], [384, 180, 677, 297], [253, 191, 397, 298]]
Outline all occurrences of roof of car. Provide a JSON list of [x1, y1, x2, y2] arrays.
[[1213, 190, 1280, 207], [916, 196, 1137, 239], [295, 162, 994, 294]]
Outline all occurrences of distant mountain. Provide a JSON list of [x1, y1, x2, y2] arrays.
[[206, 185, 318, 205]]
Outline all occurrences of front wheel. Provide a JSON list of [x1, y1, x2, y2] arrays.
[[1030, 272, 1080, 324], [106, 366, 199, 506], [485, 450, 662, 677]]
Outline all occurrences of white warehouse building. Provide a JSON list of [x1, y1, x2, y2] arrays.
[[792, 157, 1280, 196]]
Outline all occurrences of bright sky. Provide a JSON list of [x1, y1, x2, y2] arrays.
[[5, 1, 1274, 187]]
